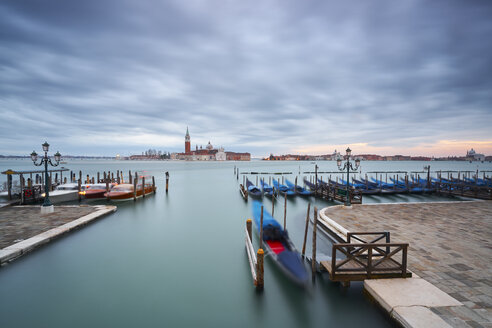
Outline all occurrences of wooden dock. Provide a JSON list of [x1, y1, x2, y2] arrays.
[[304, 178, 362, 204], [318, 202, 492, 327], [436, 181, 492, 200], [1, 169, 157, 204]]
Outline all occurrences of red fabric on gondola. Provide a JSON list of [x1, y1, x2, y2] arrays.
[[266, 240, 285, 254]]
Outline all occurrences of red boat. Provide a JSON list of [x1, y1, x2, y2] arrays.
[[104, 183, 156, 201], [81, 183, 116, 200]]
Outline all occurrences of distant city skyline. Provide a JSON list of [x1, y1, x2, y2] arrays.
[[1, 1, 491, 158]]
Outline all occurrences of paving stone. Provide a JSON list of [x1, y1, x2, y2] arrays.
[[0, 205, 96, 248]]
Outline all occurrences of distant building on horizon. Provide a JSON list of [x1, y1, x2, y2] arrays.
[[466, 148, 485, 161], [171, 127, 250, 161]]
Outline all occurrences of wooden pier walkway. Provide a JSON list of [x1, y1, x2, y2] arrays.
[[304, 178, 362, 204]]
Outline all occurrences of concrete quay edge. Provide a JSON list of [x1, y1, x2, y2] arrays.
[[0, 205, 117, 266], [319, 205, 465, 328]]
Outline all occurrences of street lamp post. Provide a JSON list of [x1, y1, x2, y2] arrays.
[[337, 147, 360, 206], [31, 141, 61, 208], [424, 165, 431, 188]]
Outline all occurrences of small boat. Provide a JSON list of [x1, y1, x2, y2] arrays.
[[105, 182, 155, 201], [252, 201, 308, 285], [260, 179, 274, 197], [246, 178, 262, 198], [285, 179, 312, 196], [80, 183, 116, 200], [272, 179, 296, 197], [41, 183, 85, 204]]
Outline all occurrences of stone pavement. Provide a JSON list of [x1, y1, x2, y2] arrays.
[[323, 201, 492, 328], [0, 205, 97, 249]]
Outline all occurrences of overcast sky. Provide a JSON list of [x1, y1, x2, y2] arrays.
[[1, 0, 491, 157]]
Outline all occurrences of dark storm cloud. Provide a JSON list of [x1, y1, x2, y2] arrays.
[[1, 0, 491, 156]]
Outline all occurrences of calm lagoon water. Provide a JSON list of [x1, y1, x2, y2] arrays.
[[1, 159, 491, 328]]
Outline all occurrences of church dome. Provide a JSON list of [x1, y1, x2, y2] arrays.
[[206, 141, 213, 150]]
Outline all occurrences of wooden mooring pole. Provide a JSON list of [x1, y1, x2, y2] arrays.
[[283, 194, 287, 231], [133, 175, 137, 201], [271, 187, 275, 216], [301, 203, 311, 257], [142, 177, 145, 198], [104, 175, 109, 201], [246, 219, 252, 241], [312, 206, 318, 281], [259, 206, 264, 249], [256, 248, 264, 290], [152, 176, 156, 193]]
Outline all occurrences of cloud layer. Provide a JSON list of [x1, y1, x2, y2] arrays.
[[1, 0, 491, 156]]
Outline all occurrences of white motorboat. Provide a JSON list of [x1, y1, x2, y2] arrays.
[[41, 183, 85, 204]]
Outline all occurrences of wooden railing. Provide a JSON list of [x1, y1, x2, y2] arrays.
[[329, 242, 409, 280], [347, 231, 391, 255]]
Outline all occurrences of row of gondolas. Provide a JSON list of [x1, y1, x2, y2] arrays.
[[246, 175, 492, 198], [245, 178, 312, 199], [329, 175, 492, 195]]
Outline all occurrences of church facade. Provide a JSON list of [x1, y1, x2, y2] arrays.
[[171, 127, 251, 161]]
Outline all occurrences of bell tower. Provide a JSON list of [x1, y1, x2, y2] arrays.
[[185, 127, 191, 154]]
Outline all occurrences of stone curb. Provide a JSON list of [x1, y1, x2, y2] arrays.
[[0, 205, 117, 266]]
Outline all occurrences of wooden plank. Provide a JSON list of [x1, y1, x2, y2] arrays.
[[321, 261, 412, 281]]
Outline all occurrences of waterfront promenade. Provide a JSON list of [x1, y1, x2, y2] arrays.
[[0, 205, 116, 265], [321, 201, 492, 328]]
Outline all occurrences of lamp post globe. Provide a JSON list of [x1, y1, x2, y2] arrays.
[[54, 151, 61, 163], [42, 141, 49, 152]]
